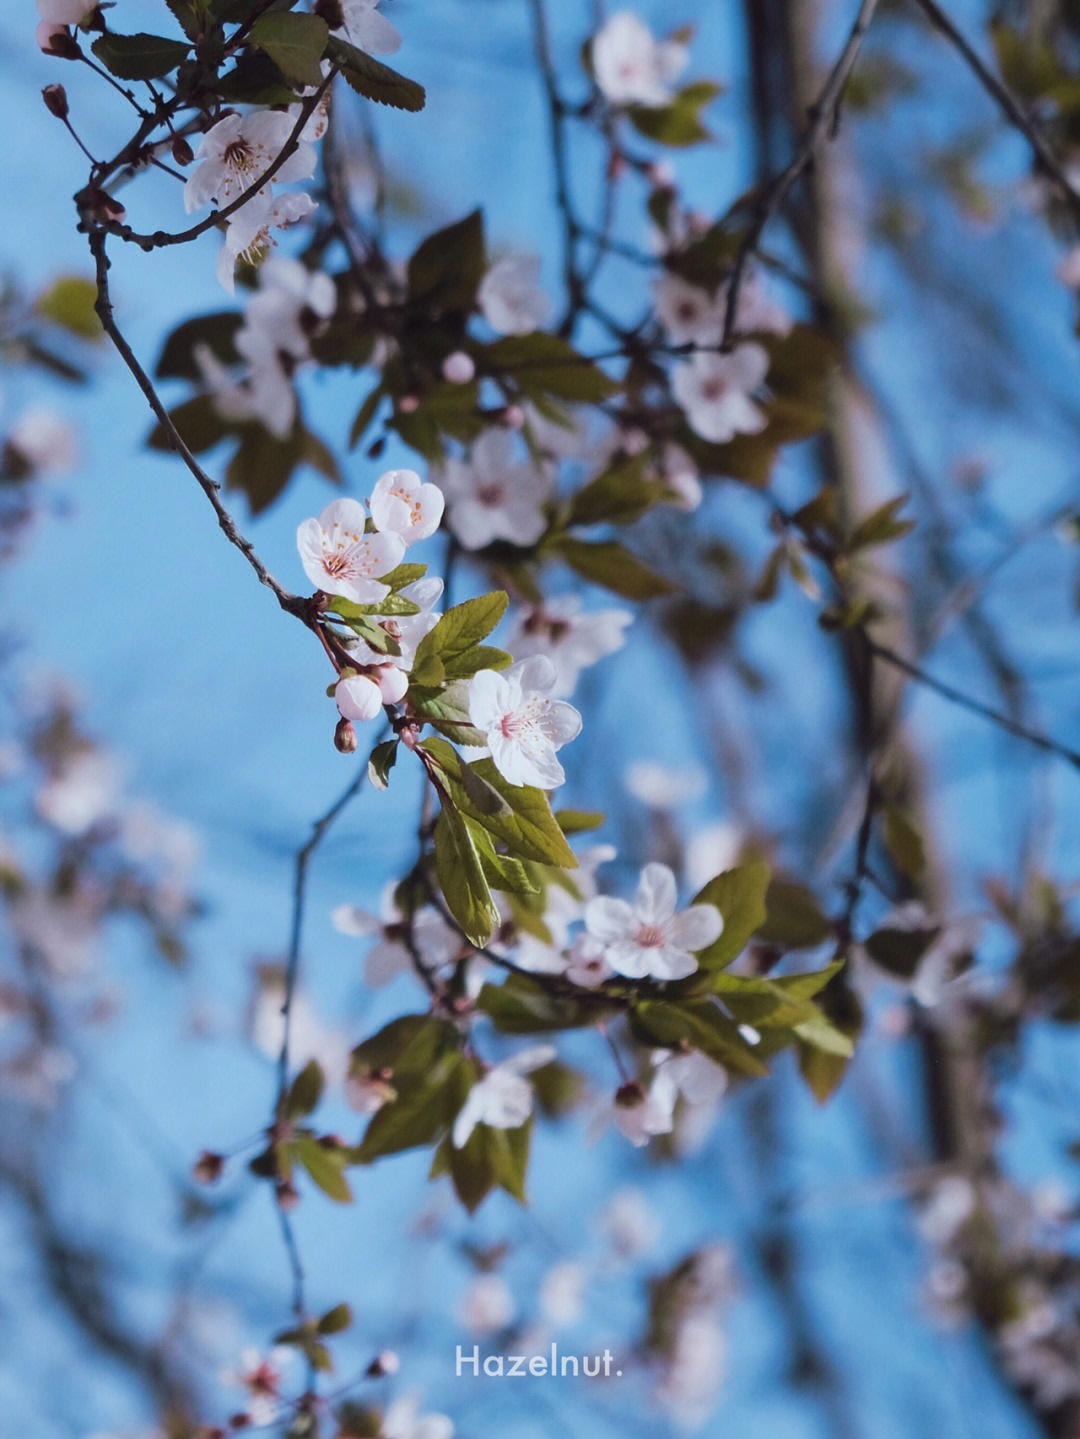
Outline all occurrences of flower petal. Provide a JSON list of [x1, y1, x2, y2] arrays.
[[584, 895, 634, 944], [667, 903, 723, 953], [636, 863, 678, 926]]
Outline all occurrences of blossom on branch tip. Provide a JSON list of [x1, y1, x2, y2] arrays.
[[591, 11, 688, 109], [506, 596, 632, 699], [335, 664, 406, 723], [184, 111, 317, 214], [451, 1045, 556, 1147], [297, 498, 405, 602], [672, 344, 769, 445], [468, 656, 582, 790], [216, 190, 318, 293], [478, 253, 552, 335], [585, 862, 721, 981], [369, 468, 444, 544]]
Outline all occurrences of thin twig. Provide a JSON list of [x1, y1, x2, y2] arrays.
[[86, 226, 304, 617], [722, 0, 880, 348]]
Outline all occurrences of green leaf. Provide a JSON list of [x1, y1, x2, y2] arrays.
[[326, 36, 426, 111], [692, 861, 771, 970], [91, 32, 191, 79], [350, 1014, 459, 1080], [289, 1134, 352, 1202], [423, 740, 577, 868], [407, 210, 485, 311], [457, 763, 513, 818], [631, 999, 770, 1075], [355, 1051, 468, 1162], [367, 739, 397, 791], [216, 50, 297, 105], [882, 804, 926, 881], [758, 878, 833, 950], [432, 1117, 532, 1212], [554, 809, 606, 834], [481, 333, 620, 403], [412, 592, 508, 671], [222, 419, 339, 514], [325, 594, 422, 620], [847, 494, 915, 551], [470, 825, 537, 896], [34, 276, 102, 340], [284, 1059, 324, 1119], [441, 645, 513, 683], [477, 974, 609, 1033], [162, 0, 203, 41], [382, 563, 428, 590], [317, 1303, 353, 1334], [565, 453, 678, 527], [434, 807, 500, 947], [552, 537, 674, 599], [249, 12, 328, 87], [156, 311, 242, 380], [627, 81, 721, 147], [349, 383, 386, 448], [864, 925, 940, 979], [148, 395, 232, 455]]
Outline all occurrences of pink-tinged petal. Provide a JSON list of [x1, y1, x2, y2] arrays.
[[509, 1044, 558, 1074], [584, 895, 635, 944], [648, 945, 698, 982], [542, 700, 582, 745], [318, 497, 367, 534], [488, 731, 554, 788], [369, 485, 412, 536], [732, 342, 770, 389], [331, 904, 381, 936], [375, 665, 408, 704], [340, 575, 391, 605], [361, 529, 406, 577], [636, 863, 678, 926], [184, 163, 218, 213], [468, 669, 510, 731], [449, 497, 501, 550], [604, 940, 655, 980], [335, 674, 383, 721], [667, 903, 723, 953]]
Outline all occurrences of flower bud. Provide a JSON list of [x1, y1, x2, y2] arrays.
[[442, 350, 475, 385], [38, 22, 81, 58], [192, 1149, 225, 1184], [314, 0, 345, 28], [398, 394, 419, 414], [275, 1177, 300, 1211], [172, 135, 194, 167], [366, 1350, 400, 1378], [646, 160, 676, 190], [334, 717, 358, 753], [500, 404, 525, 429], [41, 84, 69, 120], [614, 1080, 645, 1108]]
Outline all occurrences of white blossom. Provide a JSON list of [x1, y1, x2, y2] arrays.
[[216, 190, 317, 293], [478, 253, 552, 335], [609, 1069, 678, 1145], [468, 656, 581, 790], [296, 498, 405, 602], [222, 1347, 294, 1428], [36, 750, 121, 835], [369, 468, 444, 544], [452, 1045, 556, 1147], [335, 664, 407, 721], [592, 12, 688, 108], [438, 430, 553, 550], [601, 1187, 661, 1258], [672, 344, 769, 445], [333, 885, 459, 987], [184, 111, 317, 214], [624, 760, 708, 809], [6, 407, 79, 474], [540, 1261, 586, 1327], [652, 273, 723, 346], [36, 0, 96, 24], [585, 862, 721, 982], [505, 597, 632, 699]]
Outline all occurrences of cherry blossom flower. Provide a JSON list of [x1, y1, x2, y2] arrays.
[[585, 862, 722, 981], [624, 759, 708, 809], [477, 253, 552, 335], [296, 498, 405, 602], [197, 325, 294, 438], [381, 1394, 454, 1439], [184, 111, 317, 214], [342, 576, 443, 680], [215, 190, 317, 293], [683, 820, 741, 892], [601, 1187, 661, 1258], [540, 1261, 586, 1327], [369, 468, 444, 544], [468, 656, 582, 790], [672, 344, 769, 444], [608, 1069, 678, 1145], [655, 1311, 726, 1429], [591, 12, 688, 108], [457, 1273, 515, 1335], [222, 1346, 294, 1427], [438, 430, 553, 550], [247, 967, 349, 1087], [652, 272, 723, 345], [451, 1044, 556, 1147], [333, 885, 459, 987], [244, 256, 336, 355], [335, 0, 402, 56], [564, 933, 614, 988], [506, 597, 633, 699], [36, 750, 121, 835]]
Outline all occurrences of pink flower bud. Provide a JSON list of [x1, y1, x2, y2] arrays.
[[275, 1177, 300, 1211], [398, 395, 419, 414], [500, 404, 525, 429], [646, 160, 676, 190], [366, 1350, 400, 1378], [41, 83, 69, 120], [375, 665, 408, 705], [334, 717, 358, 753], [193, 1150, 225, 1184], [37, 22, 80, 57], [442, 350, 476, 384], [172, 135, 194, 167]]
